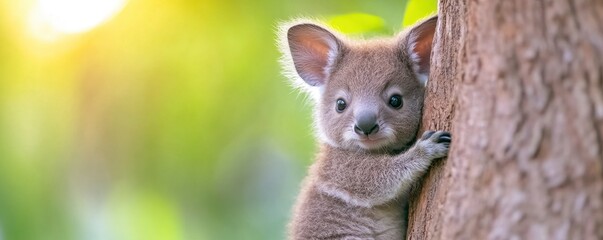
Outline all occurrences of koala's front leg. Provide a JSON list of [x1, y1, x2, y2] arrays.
[[317, 131, 451, 207], [395, 130, 451, 187]]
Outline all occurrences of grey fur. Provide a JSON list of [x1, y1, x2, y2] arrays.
[[279, 16, 447, 240]]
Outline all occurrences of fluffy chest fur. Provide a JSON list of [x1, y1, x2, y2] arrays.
[[289, 146, 414, 240], [292, 182, 406, 240]]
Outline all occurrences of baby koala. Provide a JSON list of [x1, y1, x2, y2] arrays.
[[279, 16, 450, 240]]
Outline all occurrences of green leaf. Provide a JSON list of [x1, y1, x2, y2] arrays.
[[402, 0, 437, 27], [328, 12, 387, 35]]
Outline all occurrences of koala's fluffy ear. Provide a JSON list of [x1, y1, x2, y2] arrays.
[[403, 16, 438, 85], [281, 22, 343, 87]]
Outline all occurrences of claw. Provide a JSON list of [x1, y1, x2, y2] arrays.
[[437, 136, 451, 143]]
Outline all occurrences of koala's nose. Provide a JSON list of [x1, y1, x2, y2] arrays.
[[354, 112, 379, 136]]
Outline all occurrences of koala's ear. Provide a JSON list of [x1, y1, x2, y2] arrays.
[[284, 23, 343, 87], [403, 16, 437, 85]]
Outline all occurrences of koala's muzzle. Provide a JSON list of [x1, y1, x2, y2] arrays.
[[354, 112, 379, 136]]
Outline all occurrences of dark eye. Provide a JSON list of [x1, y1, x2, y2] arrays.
[[389, 95, 403, 109], [336, 99, 347, 113]]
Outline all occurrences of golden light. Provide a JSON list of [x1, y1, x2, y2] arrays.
[[29, 0, 126, 39]]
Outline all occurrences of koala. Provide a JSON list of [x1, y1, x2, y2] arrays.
[[278, 16, 450, 240]]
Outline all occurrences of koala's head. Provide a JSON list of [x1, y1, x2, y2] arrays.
[[279, 17, 437, 152]]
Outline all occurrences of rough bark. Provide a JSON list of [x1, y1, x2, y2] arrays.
[[407, 0, 603, 239]]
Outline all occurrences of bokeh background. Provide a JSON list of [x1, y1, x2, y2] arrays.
[[0, 0, 435, 239]]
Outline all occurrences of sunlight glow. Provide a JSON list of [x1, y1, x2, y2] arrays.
[[29, 0, 126, 38]]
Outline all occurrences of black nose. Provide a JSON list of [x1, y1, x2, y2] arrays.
[[354, 112, 379, 136]]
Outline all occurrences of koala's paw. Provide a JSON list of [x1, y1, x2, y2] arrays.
[[417, 130, 451, 160]]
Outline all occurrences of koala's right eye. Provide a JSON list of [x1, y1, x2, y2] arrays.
[[335, 99, 347, 113], [389, 94, 403, 109]]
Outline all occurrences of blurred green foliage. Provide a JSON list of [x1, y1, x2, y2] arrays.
[[403, 0, 438, 27], [328, 13, 388, 35], [0, 0, 436, 239]]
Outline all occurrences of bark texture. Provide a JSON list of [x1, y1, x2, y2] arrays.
[[407, 0, 603, 239]]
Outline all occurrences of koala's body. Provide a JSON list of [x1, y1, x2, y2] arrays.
[[279, 16, 450, 240]]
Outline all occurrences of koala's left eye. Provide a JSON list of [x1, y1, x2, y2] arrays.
[[389, 95, 403, 109], [336, 99, 347, 113]]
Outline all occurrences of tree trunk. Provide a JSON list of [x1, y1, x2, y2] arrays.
[[407, 0, 603, 239]]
